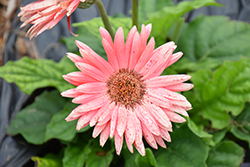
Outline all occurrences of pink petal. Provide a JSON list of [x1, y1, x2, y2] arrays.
[[165, 52, 183, 68], [166, 83, 194, 92], [102, 38, 119, 71], [72, 94, 99, 104], [114, 27, 125, 68], [132, 111, 145, 156], [134, 37, 155, 72], [61, 88, 82, 98], [65, 107, 99, 122], [144, 101, 172, 130], [100, 123, 110, 147], [76, 82, 107, 94], [97, 102, 115, 124], [63, 72, 97, 86], [139, 42, 175, 78], [148, 88, 187, 102], [164, 111, 186, 123], [93, 123, 106, 138], [145, 91, 172, 109], [139, 24, 152, 53], [128, 32, 141, 70], [142, 124, 158, 149], [90, 103, 110, 127], [67, 52, 84, 63], [132, 111, 142, 142], [124, 26, 137, 69], [142, 47, 175, 80], [170, 100, 192, 110], [110, 105, 119, 138], [136, 105, 160, 136], [38, 4, 61, 17], [65, 111, 81, 121], [170, 105, 189, 117], [115, 132, 124, 155], [160, 128, 171, 142], [36, 12, 66, 37], [125, 111, 135, 153], [76, 40, 114, 75], [66, 0, 80, 16], [116, 106, 127, 136], [145, 75, 192, 88], [134, 139, 145, 156], [100, 27, 113, 48], [76, 110, 96, 130], [75, 62, 107, 82], [73, 95, 109, 113], [141, 24, 152, 42], [20, 0, 58, 11], [154, 135, 166, 148], [20, 13, 41, 28], [97, 113, 111, 126], [79, 49, 113, 76]]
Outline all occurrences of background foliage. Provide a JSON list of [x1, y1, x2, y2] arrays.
[[1, 0, 249, 166]]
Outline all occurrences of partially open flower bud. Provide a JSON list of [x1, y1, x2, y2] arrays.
[[78, 0, 96, 9]]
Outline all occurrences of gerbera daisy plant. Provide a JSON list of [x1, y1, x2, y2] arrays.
[[61, 24, 193, 155], [5, 0, 248, 166], [17, 0, 194, 157]]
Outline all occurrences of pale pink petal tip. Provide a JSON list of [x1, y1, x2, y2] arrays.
[[65, 114, 77, 122], [61, 87, 83, 98], [75, 40, 84, 49], [99, 27, 106, 33]]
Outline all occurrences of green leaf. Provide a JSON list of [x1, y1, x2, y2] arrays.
[[135, 148, 156, 167], [85, 139, 114, 167], [187, 118, 213, 144], [211, 128, 228, 144], [206, 141, 244, 167], [171, 57, 221, 73], [123, 147, 139, 167], [63, 139, 91, 167], [230, 103, 250, 148], [31, 153, 63, 167], [85, 151, 113, 167], [146, 0, 221, 45], [138, 0, 174, 24], [155, 125, 209, 167], [44, 102, 90, 142], [0, 56, 77, 95], [64, 135, 114, 167], [189, 58, 250, 129], [177, 15, 250, 62], [73, 17, 132, 41], [7, 90, 67, 144]]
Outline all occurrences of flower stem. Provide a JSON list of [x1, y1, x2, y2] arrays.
[[132, 0, 139, 28], [171, 17, 184, 43], [95, 0, 114, 38]]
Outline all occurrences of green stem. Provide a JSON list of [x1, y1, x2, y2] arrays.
[[132, 0, 139, 28], [172, 17, 184, 43], [95, 0, 114, 38]]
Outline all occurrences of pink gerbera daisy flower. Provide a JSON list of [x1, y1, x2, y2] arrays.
[[61, 24, 193, 156], [18, 0, 84, 39]]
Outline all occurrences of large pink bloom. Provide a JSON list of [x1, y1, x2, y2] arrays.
[[18, 0, 83, 39], [61, 24, 193, 156]]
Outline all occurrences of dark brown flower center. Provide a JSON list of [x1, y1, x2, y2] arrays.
[[106, 69, 146, 109]]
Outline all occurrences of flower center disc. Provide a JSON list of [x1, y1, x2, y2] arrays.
[[106, 69, 146, 109]]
